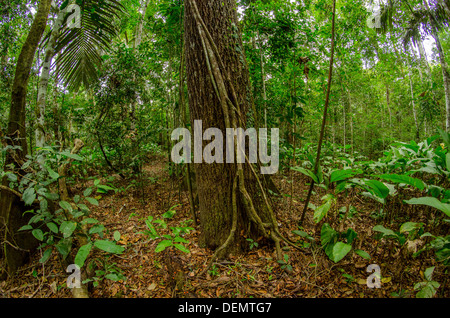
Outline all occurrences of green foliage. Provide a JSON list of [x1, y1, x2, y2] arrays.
[[320, 223, 368, 263], [140, 205, 193, 254], [414, 267, 440, 298], [277, 254, 293, 272], [7, 145, 126, 285], [404, 197, 450, 217]]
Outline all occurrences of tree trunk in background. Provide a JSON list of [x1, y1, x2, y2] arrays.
[[134, 0, 151, 49], [184, 0, 277, 256], [407, 49, 420, 141], [35, 9, 64, 150], [386, 85, 393, 141], [432, 33, 450, 131], [416, 38, 433, 86], [0, 0, 52, 277], [423, 0, 450, 131]]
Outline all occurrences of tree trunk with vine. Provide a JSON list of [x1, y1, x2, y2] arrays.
[[184, 0, 288, 262], [0, 0, 52, 277]]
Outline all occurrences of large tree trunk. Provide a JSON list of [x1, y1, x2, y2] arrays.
[[0, 0, 52, 277], [184, 0, 285, 260]]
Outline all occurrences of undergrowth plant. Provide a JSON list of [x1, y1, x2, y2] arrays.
[[140, 204, 193, 254], [2, 145, 126, 287]]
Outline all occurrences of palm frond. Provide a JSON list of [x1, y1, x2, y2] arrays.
[[54, 0, 124, 91], [402, 9, 429, 49]]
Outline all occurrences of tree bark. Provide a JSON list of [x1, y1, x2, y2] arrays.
[[0, 0, 52, 277], [432, 32, 450, 131], [407, 48, 420, 141], [423, 0, 450, 131], [184, 0, 284, 259], [35, 9, 65, 150]]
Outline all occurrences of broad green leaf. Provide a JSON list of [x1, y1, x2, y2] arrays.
[[83, 187, 93, 197], [94, 240, 125, 254], [292, 230, 314, 241], [80, 217, 98, 225], [61, 151, 83, 161], [113, 231, 121, 242], [7, 173, 17, 182], [361, 191, 385, 204], [344, 228, 357, 244], [437, 127, 450, 149], [105, 273, 123, 281], [60, 221, 77, 238], [39, 248, 52, 263], [424, 266, 435, 281], [155, 239, 173, 253], [291, 166, 319, 183], [144, 219, 159, 238], [174, 243, 190, 254], [364, 179, 390, 199], [313, 198, 333, 224], [46, 222, 59, 234], [415, 283, 439, 298], [40, 198, 48, 212], [399, 222, 423, 234], [404, 197, 450, 217], [32, 229, 44, 241], [96, 184, 116, 194], [46, 166, 59, 180], [55, 238, 72, 259], [379, 174, 425, 190], [162, 209, 176, 219], [373, 225, 397, 237], [354, 249, 371, 260], [75, 243, 92, 267], [330, 169, 359, 183], [89, 224, 105, 237], [446, 153, 450, 171], [22, 187, 36, 206], [59, 200, 73, 213], [320, 223, 338, 247], [44, 192, 59, 200], [174, 236, 189, 244], [85, 197, 99, 206], [18, 224, 33, 231], [332, 242, 352, 263], [77, 203, 90, 212]]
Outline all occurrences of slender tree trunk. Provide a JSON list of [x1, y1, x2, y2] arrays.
[[134, 0, 151, 49], [432, 33, 450, 131], [258, 32, 268, 128], [299, 0, 336, 225], [386, 85, 393, 141], [35, 9, 64, 150], [0, 0, 52, 277], [343, 95, 346, 150], [407, 48, 420, 141], [416, 38, 432, 85]]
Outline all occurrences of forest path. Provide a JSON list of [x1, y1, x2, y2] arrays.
[[1, 156, 407, 298]]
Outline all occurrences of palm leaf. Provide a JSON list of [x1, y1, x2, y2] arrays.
[[53, 0, 124, 91]]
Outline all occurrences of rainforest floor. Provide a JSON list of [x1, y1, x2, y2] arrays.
[[1, 155, 449, 298]]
